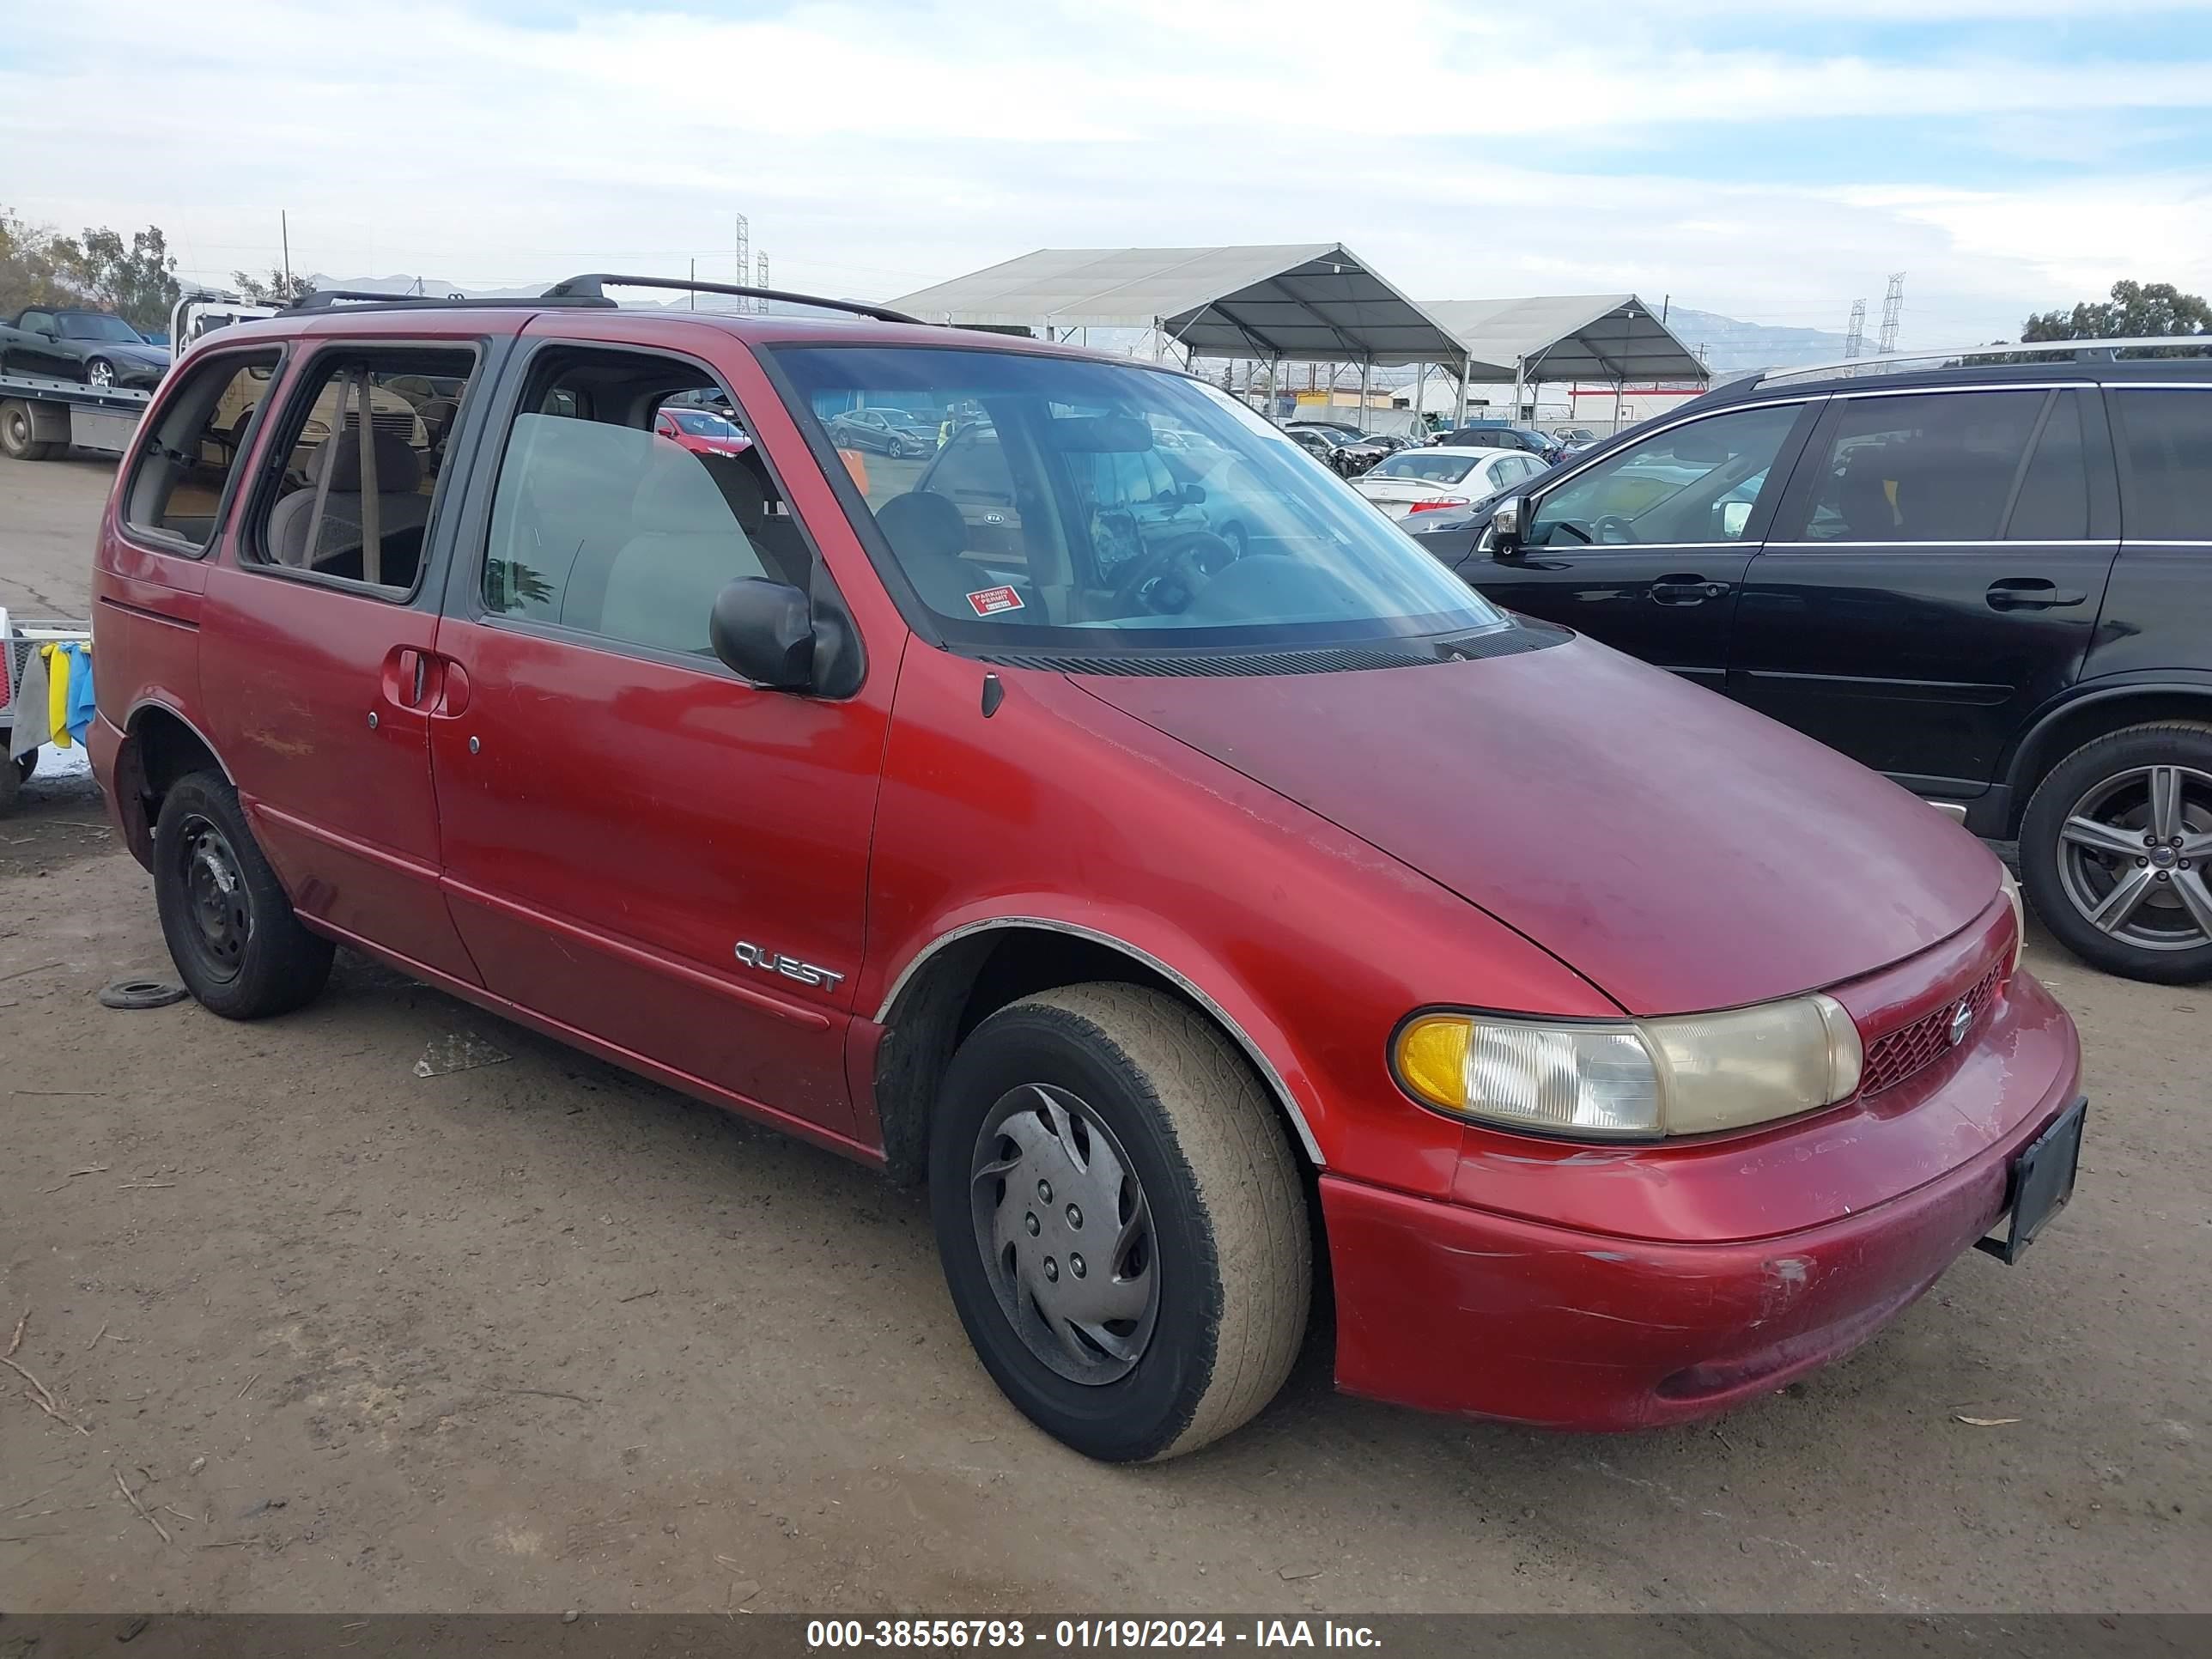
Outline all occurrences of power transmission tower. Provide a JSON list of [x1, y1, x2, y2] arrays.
[[733, 215, 750, 308], [757, 251, 769, 298], [1844, 298, 1867, 360], [1876, 271, 1905, 356]]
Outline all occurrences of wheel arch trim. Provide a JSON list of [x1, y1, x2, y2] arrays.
[[125, 697, 237, 784], [876, 915, 1328, 1168], [2005, 678, 2212, 794]]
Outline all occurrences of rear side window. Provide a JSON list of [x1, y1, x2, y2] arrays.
[[242, 347, 478, 595], [2113, 388, 2212, 540], [2006, 392, 2089, 540], [121, 348, 283, 552], [1796, 390, 2044, 543]]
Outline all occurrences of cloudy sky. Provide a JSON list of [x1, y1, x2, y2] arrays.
[[4, 0, 2209, 346]]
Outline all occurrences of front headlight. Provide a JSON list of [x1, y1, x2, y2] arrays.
[[1997, 866, 2026, 974], [1395, 995, 1863, 1139]]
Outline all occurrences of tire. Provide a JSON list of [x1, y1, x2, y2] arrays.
[[16, 747, 36, 781], [1220, 521, 1248, 559], [1, 399, 56, 462], [85, 357, 116, 389], [152, 771, 334, 1018], [0, 744, 19, 817], [2019, 720, 2212, 983], [929, 983, 1310, 1462]]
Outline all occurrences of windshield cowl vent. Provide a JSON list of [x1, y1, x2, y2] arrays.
[[980, 627, 1560, 678]]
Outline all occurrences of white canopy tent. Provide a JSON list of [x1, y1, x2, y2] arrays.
[[889, 245, 1474, 424], [1418, 295, 1709, 426]]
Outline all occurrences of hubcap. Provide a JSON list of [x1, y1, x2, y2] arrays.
[[969, 1084, 1158, 1385], [2056, 763, 2212, 951], [88, 360, 113, 388], [176, 814, 252, 980]]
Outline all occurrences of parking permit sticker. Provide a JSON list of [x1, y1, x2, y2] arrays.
[[966, 586, 1024, 617]]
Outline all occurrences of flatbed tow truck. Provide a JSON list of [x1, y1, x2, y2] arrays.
[[0, 370, 150, 461]]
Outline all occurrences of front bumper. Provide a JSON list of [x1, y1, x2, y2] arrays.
[[1320, 967, 2083, 1431]]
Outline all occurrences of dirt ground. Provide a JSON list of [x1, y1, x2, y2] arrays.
[[1, 452, 2205, 1615]]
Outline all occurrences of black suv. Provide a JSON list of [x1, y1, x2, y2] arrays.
[[1404, 346, 2212, 983]]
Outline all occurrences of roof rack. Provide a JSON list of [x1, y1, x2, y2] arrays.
[[544, 273, 925, 325], [1759, 334, 2212, 386], [288, 288, 616, 312]]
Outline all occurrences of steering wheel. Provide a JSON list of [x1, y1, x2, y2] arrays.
[[1109, 531, 1237, 616], [1592, 514, 1637, 545]]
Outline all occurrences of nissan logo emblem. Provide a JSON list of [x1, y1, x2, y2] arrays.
[[1947, 999, 1974, 1048]]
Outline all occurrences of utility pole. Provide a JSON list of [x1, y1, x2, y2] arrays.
[[1844, 298, 1867, 360], [689, 258, 696, 308], [1877, 271, 1905, 356], [281, 210, 291, 297]]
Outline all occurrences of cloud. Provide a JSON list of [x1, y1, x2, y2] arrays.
[[2, 0, 2206, 344]]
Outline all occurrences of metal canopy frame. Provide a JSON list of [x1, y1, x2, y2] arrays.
[[889, 244, 1468, 369]]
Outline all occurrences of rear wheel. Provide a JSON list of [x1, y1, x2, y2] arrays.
[[2020, 721, 2212, 983], [1, 399, 56, 461], [929, 984, 1310, 1462], [153, 772, 334, 1018]]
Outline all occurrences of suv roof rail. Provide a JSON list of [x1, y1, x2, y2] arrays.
[[1757, 334, 2212, 386], [286, 288, 617, 312], [544, 273, 926, 325]]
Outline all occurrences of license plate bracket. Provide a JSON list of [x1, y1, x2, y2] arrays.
[[1977, 1096, 2086, 1264]]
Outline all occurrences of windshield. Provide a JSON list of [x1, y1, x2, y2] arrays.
[[1370, 453, 1479, 484], [777, 345, 1504, 651], [60, 313, 145, 343]]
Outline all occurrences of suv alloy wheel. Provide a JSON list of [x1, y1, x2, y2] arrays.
[[2020, 721, 2212, 982]]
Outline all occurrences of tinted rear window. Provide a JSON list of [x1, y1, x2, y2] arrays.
[[2113, 388, 2212, 540]]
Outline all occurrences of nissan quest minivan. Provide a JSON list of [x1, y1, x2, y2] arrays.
[[88, 277, 2085, 1461]]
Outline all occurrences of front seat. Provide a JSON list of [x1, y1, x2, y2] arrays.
[[599, 445, 771, 653], [1834, 442, 1902, 540], [264, 427, 430, 576], [876, 490, 1036, 617]]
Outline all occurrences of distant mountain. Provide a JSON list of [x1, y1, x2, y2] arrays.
[[1656, 307, 1850, 375]]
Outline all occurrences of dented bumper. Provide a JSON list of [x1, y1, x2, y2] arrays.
[[1320, 971, 2084, 1431]]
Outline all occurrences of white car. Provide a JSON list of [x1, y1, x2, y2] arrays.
[[1352, 445, 1546, 520]]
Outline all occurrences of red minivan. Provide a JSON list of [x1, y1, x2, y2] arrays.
[[88, 278, 2085, 1462]]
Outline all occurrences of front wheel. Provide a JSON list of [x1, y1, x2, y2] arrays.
[[153, 772, 335, 1018], [85, 357, 117, 389], [929, 984, 1310, 1462], [2020, 721, 2212, 982]]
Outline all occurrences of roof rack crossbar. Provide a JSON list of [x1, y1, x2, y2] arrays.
[[1760, 334, 2212, 386], [287, 289, 617, 312], [544, 273, 925, 325]]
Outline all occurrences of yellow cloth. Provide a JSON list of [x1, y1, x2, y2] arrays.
[[46, 642, 70, 750]]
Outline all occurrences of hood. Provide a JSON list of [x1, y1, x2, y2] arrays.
[[1074, 632, 1998, 1015]]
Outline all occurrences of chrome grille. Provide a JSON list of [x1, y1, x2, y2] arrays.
[[1861, 965, 2003, 1096]]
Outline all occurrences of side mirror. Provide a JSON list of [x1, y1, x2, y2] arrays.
[[1490, 495, 1528, 556], [710, 578, 814, 690], [1177, 482, 1207, 506]]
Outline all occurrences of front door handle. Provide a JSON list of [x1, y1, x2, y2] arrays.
[[1987, 578, 2087, 611], [1650, 576, 1729, 605]]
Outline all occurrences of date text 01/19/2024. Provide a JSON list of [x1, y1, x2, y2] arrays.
[[805, 1621, 1382, 1650]]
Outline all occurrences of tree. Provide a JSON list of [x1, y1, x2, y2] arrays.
[[2022, 280, 2211, 343], [231, 267, 317, 305], [47, 224, 180, 334], [0, 207, 74, 317]]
